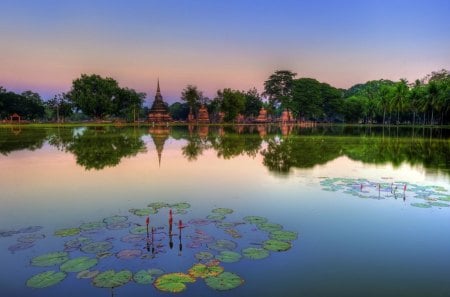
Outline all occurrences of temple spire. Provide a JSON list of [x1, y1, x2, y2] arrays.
[[157, 78, 161, 94]]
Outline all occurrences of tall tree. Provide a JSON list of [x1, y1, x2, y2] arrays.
[[115, 88, 146, 121], [181, 85, 202, 115], [391, 79, 409, 124], [67, 74, 120, 119], [291, 78, 323, 120], [243, 88, 263, 118], [263, 70, 297, 113], [216, 89, 245, 122], [47, 93, 73, 122]]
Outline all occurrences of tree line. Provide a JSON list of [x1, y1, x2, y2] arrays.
[[1, 69, 449, 124]]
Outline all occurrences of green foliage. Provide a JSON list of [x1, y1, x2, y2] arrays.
[[26, 271, 67, 288], [216, 88, 246, 122], [215, 251, 242, 263], [204, 272, 244, 291], [169, 102, 190, 120], [0, 90, 45, 120], [60, 257, 98, 272], [154, 273, 196, 293], [188, 263, 224, 278], [31, 252, 69, 266], [263, 70, 297, 111], [92, 270, 132, 288], [243, 88, 263, 117], [242, 247, 270, 260], [181, 85, 202, 112]]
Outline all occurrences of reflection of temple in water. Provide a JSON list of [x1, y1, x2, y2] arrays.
[[148, 126, 170, 166]]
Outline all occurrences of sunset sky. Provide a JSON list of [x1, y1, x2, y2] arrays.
[[1, 0, 449, 104]]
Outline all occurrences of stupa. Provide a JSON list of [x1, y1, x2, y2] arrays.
[[148, 80, 172, 123], [254, 107, 268, 123], [197, 105, 210, 123]]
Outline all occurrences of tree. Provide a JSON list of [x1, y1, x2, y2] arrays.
[[216, 89, 245, 122], [243, 88, 263, 118], [181, 85, 202, 116], [116, 88, 146, 121], [47, 93, 73, 122], [378, 85, 393, 125], [263, 70, 297, 113], [391, 79, 409, 124], [67, 74, 120, 119], [290, 78, 323, 120], [342, 96, 367, 123], [169, 102, 190, 120]]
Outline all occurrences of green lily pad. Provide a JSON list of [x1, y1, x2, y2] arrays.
[[207, 214, 226, 220], [106, 221, 130, 230], [133, 270, 156, 285], [129, 208, 157, 216], [410, 203, 432, 208], [429, 202, 450, 207], [103, 215, 128, 225], [79, 221, 106, 231], [26, 271, 67, 288], [242, 247, 269, 260], [60, 256, 98, 272], [207, 239, 237, 251], [205, 272, 244, 291], [54, 228, 80, 237], [269, 230, 298, 241], [263, 239, 291, 252], [17, 233, 45, 243], [31, 251, 69, 267], [195, 251, 214, 261], [211, 208, 233, 215], [215, 251, 242, 263], [92, 270, 132, 288], [148, 268, 164, 275], [130, 226, 148, 235], [257, 222, 283, 232], [154, 273, 196, 293], [188, 263, 224, 278], [438, 196, 450, 202], [174, 209, 188, 215], [170, 202, 191, 210], [77, 270, 99, 279], [148, 202, 170, 209], [243, 216, 268, 224], [64, 237, 92, 250], [81, 241, 113, 254]]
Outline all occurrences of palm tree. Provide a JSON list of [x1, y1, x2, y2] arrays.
[[426, 81, 439, 125], [391, 79, 409, 125], [181, 85, 202, 118], [378, 85, 392, 125]]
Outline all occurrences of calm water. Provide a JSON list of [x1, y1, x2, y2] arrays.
[[1, 125, 450, 297]]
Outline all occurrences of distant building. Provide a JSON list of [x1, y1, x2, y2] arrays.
[[148, 80, 172, 123]]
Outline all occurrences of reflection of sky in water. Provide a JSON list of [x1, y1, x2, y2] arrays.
[[1, 134, 450, 297]]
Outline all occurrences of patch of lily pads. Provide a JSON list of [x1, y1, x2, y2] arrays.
[[319, 177, 450, 209], [18, 203, 297, 294]]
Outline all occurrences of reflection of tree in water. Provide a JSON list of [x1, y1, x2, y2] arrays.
[[262, 134, 450, 176], [0, 128, 47, 155], [181, 125, 210, 161], [210, 132, 262, 159], [61, 127, 146, 170], [261, 136, 342, 174]]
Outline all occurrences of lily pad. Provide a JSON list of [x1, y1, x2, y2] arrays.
[[81, 241, 113, 254], [54, 228, 80, 237], [211, 208, 234, 215], [269, 230, 298, 241], [215, 251, 242, 263], [174, 209, 188, 215], [106, 221, 130, 230], [188, 263, 224, 278], [133, 270, 156, 285], [31, 252, 69, 267], [96, 252, 112, 259], [103, 215, 128, 225], [225, 228, 242, 238], [0, 230, 19, 237], [154, 273, 195, 293], [26, 271, 66, 288], [148, 202, 170, 209], [77, 270, 99, 279], [148, 268, 164, 275], [188, 218, 211, 226], [60, 256, 98, 272], [195, 251, 214, 261], [205, 272, 244, 291], [8, 242, 34, 253], [410, 203, 432, 208], [207, 239, 237, 251], [257, 222, 283, 232], [64, 237, 92, 251], [92, 270, 132, 288], [263, 239, 291, 252], [207, 214, 226, 221], [80, 221, 106, 231], [242, 247, 269, 260], [243, 216, 268, 224], [170, 202, 191, 210], [17, 234, 45, 243], [129, 208, 157, 216], [19, 226, 43, 233], [116, 249, 142, 260], [216, 222, 243, 229], [130, 226, 148, 235], [429, 202, 450, 207]]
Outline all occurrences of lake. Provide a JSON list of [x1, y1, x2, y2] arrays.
[[1, 125, 449, 297]]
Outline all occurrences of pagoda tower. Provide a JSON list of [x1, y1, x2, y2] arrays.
[[148, 79, 172, 123]]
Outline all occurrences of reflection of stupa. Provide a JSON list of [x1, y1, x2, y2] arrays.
[[254, 107, 268, 123], [148, 126, 170, 166], [148, 80, 172, 123], [197, 105, 210, 123]]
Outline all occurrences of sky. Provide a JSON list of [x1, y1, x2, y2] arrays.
[[0, 0, 449, 104]]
